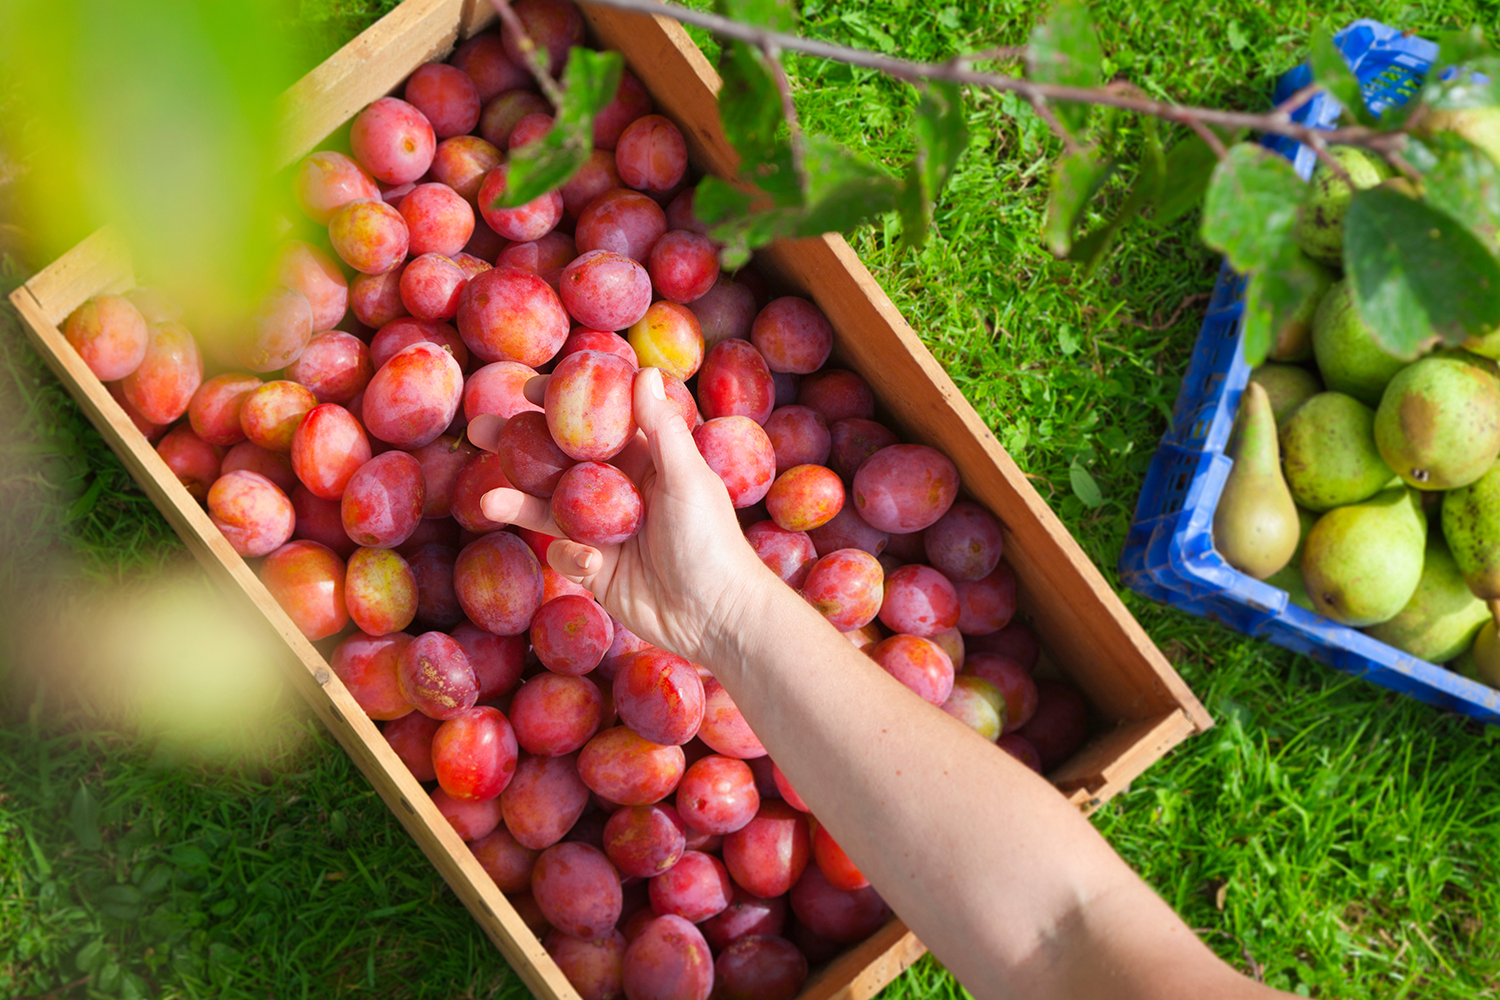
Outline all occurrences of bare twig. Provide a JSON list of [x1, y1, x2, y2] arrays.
[[489, 0, 567, 107], [1030, 97, 1081, 153], [1119, 292, 1211, 331], [572, 0, 1407, 154], [953, 45, 1026, 65], [1385, 149, 1422, 186], [1306, 135, 1353, 184], [1272, 81, 1324, 118], [1187, 120, 1229, 159], [1194, 928, 1265, 982], [762, 43, 807, 186]]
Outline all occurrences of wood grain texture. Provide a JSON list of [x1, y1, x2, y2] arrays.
[[12, 3, 1213, 1000], [799, 920, 928, 1000], [273, 0, 470, 171], [23, 226, 136, 326]]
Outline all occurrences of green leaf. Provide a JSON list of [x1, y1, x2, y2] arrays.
[[1344, 187, 1500, 356], [1045, 146, 1106, 257], [1069, 456, 1104, 508], [1309, 24, 1374, 127], [76, 939, 107, 975], [1200, 143, 1304, 273], [897, 80, 968, 250], [70, 781, 102, 851], [1028, 0, 1103, 133], [1424, 135, 1500, 253], [497, 48, 623, 208], [99, 884, 147, 921], [1155, 133, 1224, 225], [715, 0, 796, 31], [1242, 242, 1325, 366], [1032, 0, 1104, 134], [717, 40, 787, 174], [1069, 117, 1164, 273]]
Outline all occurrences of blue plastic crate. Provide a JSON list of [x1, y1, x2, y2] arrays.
[[1119, 19, 1500, 724]]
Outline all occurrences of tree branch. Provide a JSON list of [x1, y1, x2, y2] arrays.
[[573, 0, 1405, 154], [762, 43, 808, 187], [490, 0, 567, 108]]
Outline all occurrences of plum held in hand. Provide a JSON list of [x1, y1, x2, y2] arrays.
[[551, 462, 644, 547]]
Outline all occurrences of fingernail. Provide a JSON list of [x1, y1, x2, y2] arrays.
[[648, 368, 666, 401], [577, 550, 594, 571]]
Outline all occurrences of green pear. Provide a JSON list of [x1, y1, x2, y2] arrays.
[[1365, 535, 1491, 662], [1213, 382, 1301, 580], [1266, 257, 1334, 363], [1278, 392, 1393, 511], [1301, 487, 1426, 627], [1293, 146, 1393, 266], [1422, 107, 1500, 167], [1468, 613, 1500, 690], [1265, 507, 1318, 610], [1249, 364, 1322, 426], [1312, 281, 1412, 407], [1375, 354, 1500, 491], [1441, 461, 1500, 599]]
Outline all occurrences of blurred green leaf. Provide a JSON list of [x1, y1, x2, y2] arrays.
[[1424, 136, 1500, 252], [70, 782, 102, 851], [715, 0, 796, 32], [897, 80, 969, 250], [717, 40, 790, 176], [99, 884, 147, 921], [1028, 0, 1103, 133], [1, 0, 296, 323], [1344, 187, 1500, 356], [1155, 133, 1223, 225], [1424, 27, 1500, 111], [1310, 24, 1374, 127], [1242, 241, 1325, 366], [76, 939, 107, 976], [498, 48, 623, 208], [1201, 144, 1304, 273], [1070, 118, 1164, 273], [1045, 147, 1106, 257], [1069, 456, 1104, 508]]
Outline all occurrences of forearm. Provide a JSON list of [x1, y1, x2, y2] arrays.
[[706, 574, 1271, 1000]]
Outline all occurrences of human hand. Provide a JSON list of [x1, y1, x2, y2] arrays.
[[469, 366, 777, 666]]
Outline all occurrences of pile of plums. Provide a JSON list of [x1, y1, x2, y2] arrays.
[[61, 3, 1091, 997]]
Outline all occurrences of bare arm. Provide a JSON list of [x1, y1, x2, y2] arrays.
[[477, 368, 1287, 1000]]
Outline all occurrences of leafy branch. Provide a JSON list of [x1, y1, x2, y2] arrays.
[[493, 0, 1500, 364]]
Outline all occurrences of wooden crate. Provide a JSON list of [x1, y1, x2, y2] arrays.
[[9, 1, 1213, 997]]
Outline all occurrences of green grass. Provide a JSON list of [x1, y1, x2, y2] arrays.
[[5, 0, 1500, 998]]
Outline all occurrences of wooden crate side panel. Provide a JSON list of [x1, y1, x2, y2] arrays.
[[1055, 711, 1199, 812], [800, 922, 927, 1000], [22, 227, 136, 325], [273, 0, 470, 171], [12, 265, 580, 1000], [580, 5, 1210, 734]]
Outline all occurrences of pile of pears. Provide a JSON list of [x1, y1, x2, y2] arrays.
[[1212, 137, 1500, 690]]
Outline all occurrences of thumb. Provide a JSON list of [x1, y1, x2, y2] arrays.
[[633, 367, 705, 485]]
